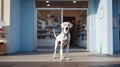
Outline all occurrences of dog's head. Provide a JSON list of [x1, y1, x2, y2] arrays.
[[61, 22, 73, 34]]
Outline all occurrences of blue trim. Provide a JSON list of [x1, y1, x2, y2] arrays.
[[113, 0, 120, 53]]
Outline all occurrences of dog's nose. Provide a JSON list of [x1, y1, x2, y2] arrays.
[[66, 27, 69, 30]]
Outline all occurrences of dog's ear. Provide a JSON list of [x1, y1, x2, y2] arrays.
[[61, 23, 64, 28], [69, 22, 73, 28]]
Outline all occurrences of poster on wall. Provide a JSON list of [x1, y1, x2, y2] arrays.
[[99, 7, 104, 19]]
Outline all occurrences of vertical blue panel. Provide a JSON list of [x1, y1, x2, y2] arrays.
[[113, 0, 120, 53], [20, 0, 35, 52], [9, 0, 20, 53]]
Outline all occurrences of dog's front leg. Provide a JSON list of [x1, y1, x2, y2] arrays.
[[60, 42, 63, 61], [66, 42, 70, 61]]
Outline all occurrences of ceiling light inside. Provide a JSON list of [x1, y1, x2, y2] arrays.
[[47, 4, 50, 7], [46, 1, 49, 3], [73, 1, 77, 3]]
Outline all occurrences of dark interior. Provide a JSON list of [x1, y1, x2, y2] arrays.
[[36, 1, 88, 8]]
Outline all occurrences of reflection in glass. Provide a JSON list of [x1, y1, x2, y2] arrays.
[[37, 10, 61, 39]]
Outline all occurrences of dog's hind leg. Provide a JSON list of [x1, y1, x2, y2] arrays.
[[60, 42, 63, 61], [53, 40, 58, 59]]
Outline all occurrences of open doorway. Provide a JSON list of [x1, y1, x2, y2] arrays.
[[63, 16, 76, 46], [63, 10, 87, 49], [35, 1, 88, 51]]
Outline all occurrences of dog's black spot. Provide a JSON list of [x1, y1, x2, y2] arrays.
[[58, 41, 61, 45]]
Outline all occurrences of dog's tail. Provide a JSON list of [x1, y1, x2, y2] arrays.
[[53, 29, 57, 38]]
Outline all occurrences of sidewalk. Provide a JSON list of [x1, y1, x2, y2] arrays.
[[0, 51, 120, 67], [0, 51, 120, 62]]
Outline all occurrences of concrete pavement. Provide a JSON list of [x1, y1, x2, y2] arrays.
[[0, 51, 120, 62], [0, 51, 120, 67]]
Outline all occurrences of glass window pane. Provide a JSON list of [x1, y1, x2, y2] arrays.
[[37, 10, 61, 40]]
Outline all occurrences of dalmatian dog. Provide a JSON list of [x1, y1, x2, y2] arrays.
[[53, 22, 73, 61]]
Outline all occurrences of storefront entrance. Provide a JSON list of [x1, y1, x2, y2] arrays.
[[35, 1, 88, 51]]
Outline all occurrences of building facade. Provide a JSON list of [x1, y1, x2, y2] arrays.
[[0, 0, 119, 55]]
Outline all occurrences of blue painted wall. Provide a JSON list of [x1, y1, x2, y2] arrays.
[[20, 0, 35, 52], [113, 0, 120, 53], [9, 0, 20, 53]]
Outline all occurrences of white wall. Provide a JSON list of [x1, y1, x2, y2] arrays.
[[96, 0, 113, 54], [89, 0, 113, 54], [0, 0, 1, 20], [88, 0, 98, 52], [3, 0, 11, 53], [4, 0, 10, 26], [107, 0, 113, 54]]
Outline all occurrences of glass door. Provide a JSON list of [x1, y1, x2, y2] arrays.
[[37, 9, 62, 49]]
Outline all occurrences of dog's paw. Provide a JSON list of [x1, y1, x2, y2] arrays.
[[60, 58, 64, 61], [53, 56, 56, 59]]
